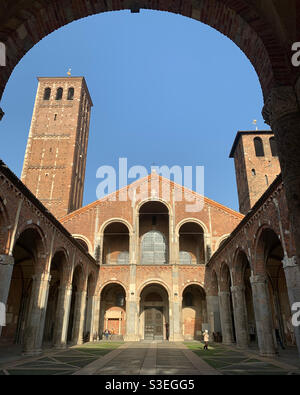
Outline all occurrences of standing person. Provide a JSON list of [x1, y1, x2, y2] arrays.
[[104, 328, 109, 341], [203, 330, 210, 350], [165, 323, 169, 341]]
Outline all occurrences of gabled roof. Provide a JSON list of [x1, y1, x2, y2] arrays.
[[60, 172, 244, 221]]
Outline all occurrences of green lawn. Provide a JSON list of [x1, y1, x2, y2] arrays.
[[1, 341, 123, 375], [184, 342, 299, 376]]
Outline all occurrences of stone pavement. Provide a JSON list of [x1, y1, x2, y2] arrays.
[[74, 341, 219, 375], [1, 341, 300, 375]]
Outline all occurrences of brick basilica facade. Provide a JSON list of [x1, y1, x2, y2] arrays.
[[0, 75, 299, 358]]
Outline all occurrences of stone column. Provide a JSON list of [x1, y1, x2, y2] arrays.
[[282, 256, 300, 356], [124, 264, 139, 341], [231, 285, 249, 349], [206, 295, 221, 335], [53, 284, 72, 349], [89, 295, 100, 341], [262, 82, 300, 264], [218, 291, 234, 345], [0, 254, 14, 336], [23, 271, 51, 355], [250, 275, 276, 356], [171, 265, 183, 341], [71, 290, 87, 345]]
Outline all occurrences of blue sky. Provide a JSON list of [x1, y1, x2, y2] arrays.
[[0, 10, 266, 212]]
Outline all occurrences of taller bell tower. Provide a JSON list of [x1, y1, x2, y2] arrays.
[[21, 76, 93, 219]]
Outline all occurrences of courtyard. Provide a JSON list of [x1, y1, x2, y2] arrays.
[[0, 341, 299, 376]]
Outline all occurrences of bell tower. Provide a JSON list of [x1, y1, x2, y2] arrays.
[[21, 76, 93, 218], [230, 131, 281, 214]]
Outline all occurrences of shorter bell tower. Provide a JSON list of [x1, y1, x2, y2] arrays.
[[230, 131, 281, 214]]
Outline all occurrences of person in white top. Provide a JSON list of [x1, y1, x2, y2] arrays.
[[203, 330, 209, 350]]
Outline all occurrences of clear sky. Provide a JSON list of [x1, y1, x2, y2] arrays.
[[0, 10, 266, 212]]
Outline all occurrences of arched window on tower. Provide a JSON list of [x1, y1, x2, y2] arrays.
[[254, 137, 265, 157], [56, 87, 63, 100], [67, 87, 74, 100], [43, 87, 51, 100], [269, 137, 278, 157]]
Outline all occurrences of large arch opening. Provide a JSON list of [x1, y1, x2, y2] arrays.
[[139, 201, 169, 265], [139, 284, 169, 340], [182, 284, 207, 340], [0, 1, 292, 104], [257, 228, 295, 349], [102, 222, 130, 265], [0, 227, 45, 346], [179, 222, 205, 265], [99, 283, 126, 340]]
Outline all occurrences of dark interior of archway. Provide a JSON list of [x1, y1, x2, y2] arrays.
[[103, 222, 129, 264], [43, 252, 65, 344], [67, 266, 83, 343], [182, 284, 206, 340], [0, 229, 43, 345], [263, 230, 292, 347], [179, 222, 205, 265]]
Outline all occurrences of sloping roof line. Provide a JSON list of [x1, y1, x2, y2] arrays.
[[60, 173, 244, 222]]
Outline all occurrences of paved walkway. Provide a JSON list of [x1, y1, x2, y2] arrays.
[[74, 341, 219, 375]]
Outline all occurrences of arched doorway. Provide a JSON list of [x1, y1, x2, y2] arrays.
[[102, 222, 130, 265], [99, 283, 126, 339], [1, 227, 44, 346], [182, 284, 207, 340], [139, 201, 169, 265], [139, 284, 169, 340], [178, 222, 205, 265]]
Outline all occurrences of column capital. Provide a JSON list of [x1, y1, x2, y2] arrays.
[[218, 291, 231, 297], [262, 85, 300, 126], [282, 255, 298, 269], [0, 254, 14, 266], [231, 284, 245, 293], [250, 274, 267, 285]]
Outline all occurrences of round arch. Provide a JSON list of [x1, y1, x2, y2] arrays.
[[0, 1, 293, 104], [181, 281, 206, 296], [175, 218, 208, 237], [98, 280, 128, 298], [254, 224, 282, 275], [99, 218, 133, 236], [72, 234, 93, 254], [215, 234, 230, 251], [137, 197, 172, 216], [13, 223, 47, 259], [138, 279, 171, 300]]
